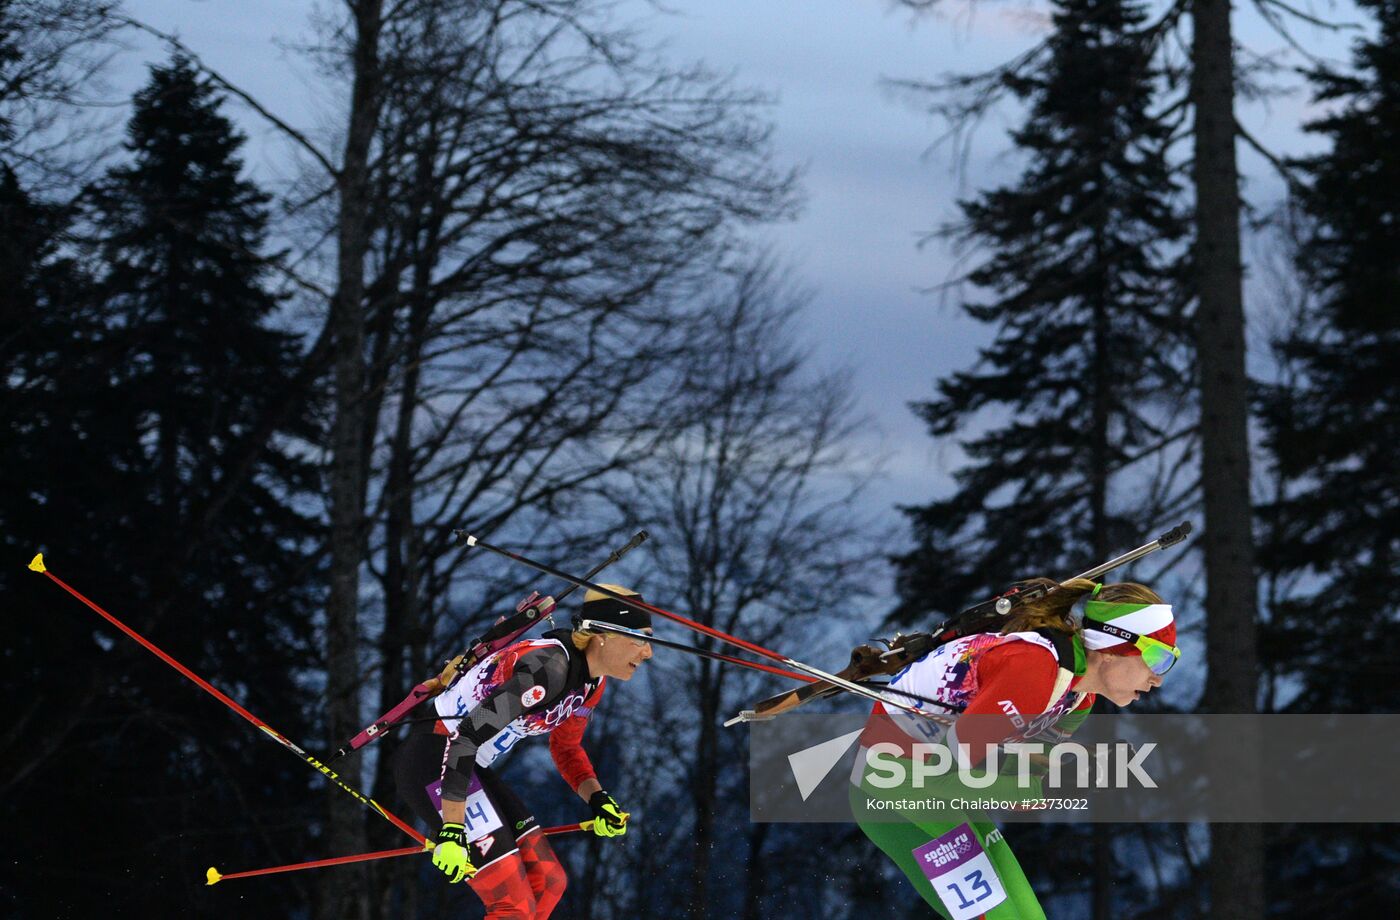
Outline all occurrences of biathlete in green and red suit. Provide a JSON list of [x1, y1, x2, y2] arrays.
[[392, 585, 653, 918], [852, 578, 1181, 920]]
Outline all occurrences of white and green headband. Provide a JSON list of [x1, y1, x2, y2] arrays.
[[1082, 599, 1174, 650]]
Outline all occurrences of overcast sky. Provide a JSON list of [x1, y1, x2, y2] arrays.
[[112, 0, 1359, 558]]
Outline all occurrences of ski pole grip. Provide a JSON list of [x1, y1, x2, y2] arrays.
[[1156, 521, 1192, 548]]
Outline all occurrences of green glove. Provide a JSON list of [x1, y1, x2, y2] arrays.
[[588, 790, 629, 838], [432, 822, 476, 883]]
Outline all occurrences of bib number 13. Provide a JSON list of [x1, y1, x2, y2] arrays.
[[912, 824, 1008, 920], [943, 868, 995, 911], [933, 860, 1006, 920]]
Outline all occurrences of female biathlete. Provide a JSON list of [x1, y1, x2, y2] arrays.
[[393, 585, 653, 917], [852, 578, 1180, 919]]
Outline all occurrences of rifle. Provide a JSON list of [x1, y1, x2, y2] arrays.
[[729, 522, 1192, 724]]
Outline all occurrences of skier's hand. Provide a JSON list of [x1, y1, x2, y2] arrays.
[[588, 790, 629, 838], [432, 823, 477, 883]]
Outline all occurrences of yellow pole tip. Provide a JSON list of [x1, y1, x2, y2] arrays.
[[27, 553, 46, 573], [206, 867, 223, 886]]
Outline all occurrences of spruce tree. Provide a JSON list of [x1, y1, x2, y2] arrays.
[[895, 0, 1191, 621], [0, 57, 324, 914], [891, 0, 1191, 913], [1261, 1, 1400, 712], [0, 158, 113, 742], [0, 165, 161, 913], [1259, 2, 1400, 913], [85, 54, 323, 703]]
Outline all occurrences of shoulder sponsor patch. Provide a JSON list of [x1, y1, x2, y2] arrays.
[[521, 685, 546, 707], [998, 699, 1027, 731]]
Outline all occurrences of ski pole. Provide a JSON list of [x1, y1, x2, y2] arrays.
[[469, 530, 649, 647], [581, 621, 958, 719], [207, 844, 429, 885], [205, 822, 599, 885], [455, 532, 813, 669], [27, 554, 426, 846], [454, 534, 943, 719], [578, 619, 815, 681]]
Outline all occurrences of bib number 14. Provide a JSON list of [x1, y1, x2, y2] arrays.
[[912, 824, 1008, 920], [424, 776, 505, 841]]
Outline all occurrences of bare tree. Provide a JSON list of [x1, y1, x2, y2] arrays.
[[6, 2, 798, 915], [322, 3, 384, 918], [287, 1, 799, 912], [578, 258, 886, 919], [0, 0, 120, 189], [102, 0, 797, 910]]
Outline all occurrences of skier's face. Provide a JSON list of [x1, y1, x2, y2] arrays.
[[595, 629, 653, 680], [1098, 652, 1164, 706]]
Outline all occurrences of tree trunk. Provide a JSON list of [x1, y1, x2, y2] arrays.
[[1088, 149, 1118, 920], [742, 821, 770, 920], [688, 655, 720, 916], [370, 239, 434, 875], [322, 3, 384, 919], [1190, 0, 1263, 915]]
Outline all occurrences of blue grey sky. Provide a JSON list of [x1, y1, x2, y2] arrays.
[[113, 0, 1359, 538]]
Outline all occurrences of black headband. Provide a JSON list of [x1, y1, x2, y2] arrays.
[[577, 594, 651, 631]]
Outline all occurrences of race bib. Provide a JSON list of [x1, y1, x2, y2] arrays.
[[912, 823, 1008, 920], [477, 722, 528, 767], [424, 775, 504, 841]]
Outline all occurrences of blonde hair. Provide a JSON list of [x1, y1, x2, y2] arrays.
[[997, 577, 1164, 637], [1093, 581, 1164, 606], [570, 629, 595, 651], [583, 583, 639, 604]]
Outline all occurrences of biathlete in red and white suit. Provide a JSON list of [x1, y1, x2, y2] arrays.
[[393, 585, 653, 918], [852, 578, 1180, 920]]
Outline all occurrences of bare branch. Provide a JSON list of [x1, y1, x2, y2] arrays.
[[111, 14, 339, 178], [1235, 116, 1302, 188]]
